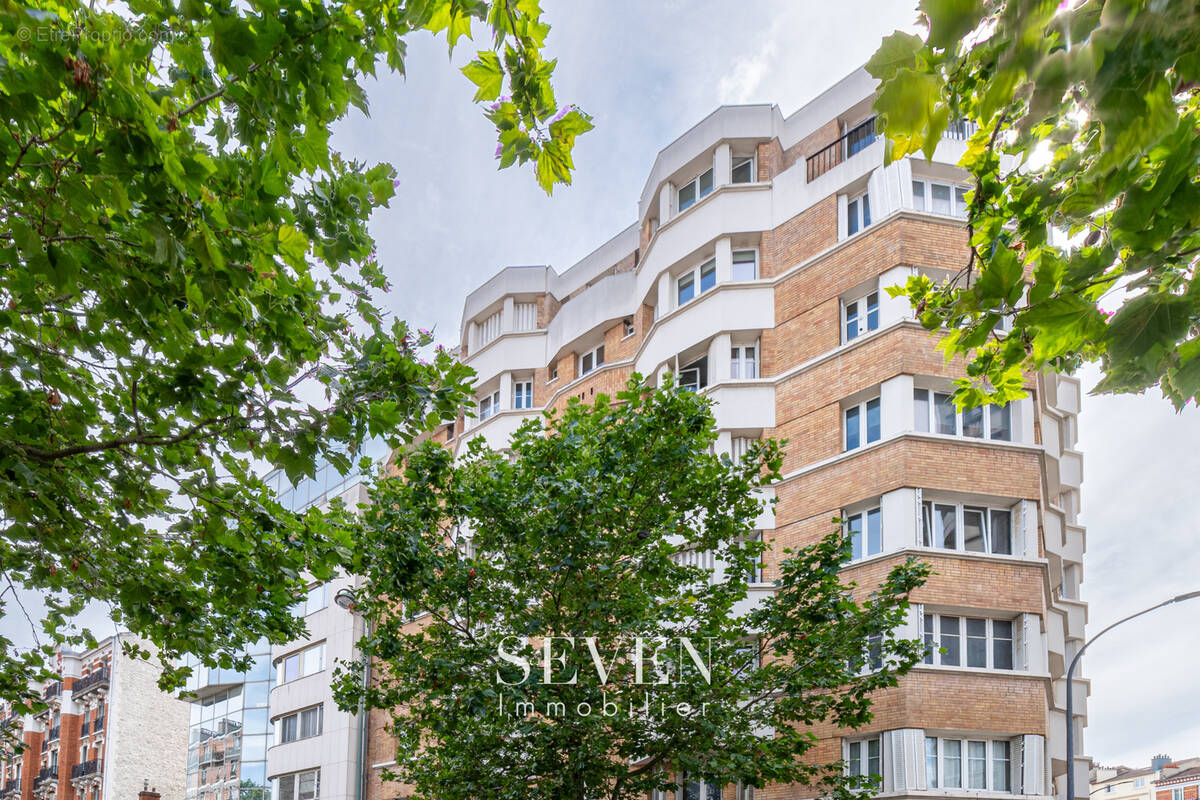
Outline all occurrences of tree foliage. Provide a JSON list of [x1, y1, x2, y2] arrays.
[[869, 0, 1200, 409], [0, 0, 588, 716], [336, 378, 929, 800]]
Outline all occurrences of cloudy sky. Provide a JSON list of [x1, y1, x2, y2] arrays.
[[330, 0, 1200, 768], [4, 0, 1198, 774]]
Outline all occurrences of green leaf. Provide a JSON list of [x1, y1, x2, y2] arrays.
[[462, 51, 504, 102], [920, 0, 985, 50], [865, 31, 924, 80]]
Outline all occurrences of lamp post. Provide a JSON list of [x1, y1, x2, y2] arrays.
[[1065, 590, 1200, 800], [335, 588, 371, 800]]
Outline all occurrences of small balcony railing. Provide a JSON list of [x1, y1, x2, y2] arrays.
[[70, 760, 101, 780], [2, 778, 20, 795], [72, 668, 108, 697], [45, 726, 60, 743], [42, 683, 60, 701], [806, 116, 877, 182], [80, 720, 90, 736], [92, 715, 104, 733], [32, 767, 56, 790]]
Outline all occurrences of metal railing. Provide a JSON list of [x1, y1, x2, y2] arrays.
[[45, 726, 60, 742], [806, 117, 877, 182], [943, 118, 978, 140], [32, 767, 56, 790], [92, 715, 104, 733], [70, 760, 101, 780], [80, 720, 90, 736], [73, 668, 108, 696], [2, 778, 19, 795], [42, 683, 60, 701]]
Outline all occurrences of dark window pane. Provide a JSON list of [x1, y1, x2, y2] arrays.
[[866, 398, 881, 443], [923, 614, 935, 664], [993, 620, 1014, 669], [966, 618, 988, 667], [679, 182, 696, 211], [732, 158, 754, 184], [990, 510, 1012, 555], [699, 168, 714, 198], [867, 508, 881, 556], [699, 260, 716, 293], [963, 405, 984, 438], [935, 393, 957, 435], [866, 293, 879, 330], [990, 403, 1012, 441], [938, 504, 957, 549], [940, 616, 961, 666], [846, 304, 859, 341], [845, 407, 861, 450], [964, 508, 986, 552], [847, 514, 863, 562], [862, 194, 871, 226], [848, 199, 861, 236]]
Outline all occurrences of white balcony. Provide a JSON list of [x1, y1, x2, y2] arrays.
[[545, 270, 636, 358], [464, 331, 546, 388], [707, 381, 776, 430], [636, 284, 774, 376], [457, 410, 540, 453]]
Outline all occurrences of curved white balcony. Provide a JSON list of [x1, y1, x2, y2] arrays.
[[464, 331, 547, 388], [635, 283, 774, 376], [457, 410, 541, 453], [545, 270, 636, 359], [706, 381, 776, 430]]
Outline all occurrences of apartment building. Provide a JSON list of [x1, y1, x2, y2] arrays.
[[364, 67, 1089, 800], [1155, 768, 1200, 800], [1092, 756, 1200, 800], [182, 444, 383, 800], [0, 635, 188, 800]]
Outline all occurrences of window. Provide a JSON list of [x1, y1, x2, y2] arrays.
[[743, 531, 764, 583], [1173, 790, 1184, 800], [847, 193, 871, 236], [679, 356, 708, 392], [579, 345, 605, 376], [844, 398, 881, 451], [731, 249, 758, 281], [513, 380, 533, 410], [548, 365, 558, 382], [292, 584, 326, 617], [276, 642, 325, 684], [677, 259, 717, 306], [478, 389, 500, 421], [731, 155, 755, 184], [678, 775, 722, 800], [845, 508, 881, 561], [275, 769, 319, 800], [1135, 779, 1147, 788], [843, 292, 879, 341], [921, 501, 1013, 555], [678, 168, 715, 212], [730, 345, 758, 379], [913, 388, 1012, 441], [912, 180, 970, 218], [622, 318, 635, 338], [277, 706, 323, 744], [846, 738, 881, 779], [924, 614, 1015, 669], [925, 738, 1011, 792]]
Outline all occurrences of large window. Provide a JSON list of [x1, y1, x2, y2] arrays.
[[923, 614, 1014, 669], [926, 737, 1011, 792], [731, 345, 758, 379], [677, 259, 717, 306], [921, 501, 1013, 555], [846, 738, 881, 779], [679, 356, 708, 392], [912, 180, 969, 218], [845, 398, 881, 451], [275, 769, 319, 800], [513, 380, 533, 410], [914, 388, 1011, 441], [678, 167, 715, 212], [731, 155, 756, 184], [276, 642, 325, 684], [579, 345, 605, 376], [844, 292, 879, 342], [847, 193, 871, 236], [845, 508, 881, 561], [731, 249, 758, 281], [276, 705, 323, 744], [291, 584, 326, 617], [478, 389, 500, 422]]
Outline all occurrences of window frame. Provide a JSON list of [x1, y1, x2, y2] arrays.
[[677, 167, 715, 213], [925, 736, 1012, 792], [292, 583, 326, 617], [844, 506, 882, 562], [923, 613, 1016, 670], [275, 642, 326, 685], [912, 179, 971, 218], [579, 345, 605, 377], [478, 389, 501, 422], [676, 258, 718, 307], [920, 500, 1015, 556], [845, 737, 882, 780], [731, 154, 756, 184], [913, 388, 1012, 441], [843, 291, 880, 342], [844, 397, 882, 451], [847, 192, 871, 236], [622, 318, 635, 339], [731, 248, 759, 281], [275, 768, 320, 800], [512, 380, 533, 410], [730, 343, 758, 380]]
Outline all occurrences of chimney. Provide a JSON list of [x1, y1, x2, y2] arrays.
[[1152, 755, 1173, 772], [139, 780, 161, 800]]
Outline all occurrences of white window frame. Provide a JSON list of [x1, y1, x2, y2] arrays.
[[512, 380, 533, 410], [844, 397, 881, 451], [478, 389, 501, 422], [622, 318, 635, 338], [676, 258, 717, 307], [547, 364, 558, 383], [1172, 789, 1184, 800], [731, 154, 756, 184], [275, 642, 325, 684], [912, 179, 970, 218], [275, 769, 320, 800], [579, 345, 605, 376], [730, 343, 758, 380], [913, 388, 1012, 441], [276, 704, 324, 745], [923, 614, 1016, 670], [292, 583, 326, 617], [843, 292, 879, 342], [678, 355, 708, 392], [847, 192, 871, 236], [844, 507, 881, 562], [731, 248, 758, 281], [845, 737, 882, 780], [677, 167, 715, 212], [920, 500, 1015, 556], [925, 736, 1012, 792]]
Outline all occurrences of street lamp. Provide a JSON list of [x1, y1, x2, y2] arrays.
[[333, 587, 370, 800], [1065, 590, 1200, 800]]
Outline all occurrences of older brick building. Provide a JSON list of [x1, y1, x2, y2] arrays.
[[0, 635, 188, 800], [365, 67, 1089, 800]]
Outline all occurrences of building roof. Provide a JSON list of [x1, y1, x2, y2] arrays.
[[1157, 767, 1200, 786]]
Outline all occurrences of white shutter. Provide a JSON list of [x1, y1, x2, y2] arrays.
[[885, 729, 926, 792], [1022, 735, 1045, 795], [1010, 736, 1024, 795], [1013, 615, 1027, 671], [914, 489, 924, 547], [842, 738, 851, 774], [1021, 500, 1038, 558], [910, 728, 928, 790]]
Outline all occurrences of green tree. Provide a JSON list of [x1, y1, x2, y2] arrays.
[[868, 1, 1200, 410], [0, 0, 590, 716], [336, 378, 929, 800]]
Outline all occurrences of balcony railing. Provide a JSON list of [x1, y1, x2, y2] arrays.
[[70, 760, 101, 780], [45, 726, 59, 742], [92, 716, 104, 733], [943, 118, 979, 140], [42, 683, 60, 701], [80, 720, 90, 736], [2, 778, 19, 795], [806, 117, 877, 182], [73, 668, 109, 697], [32, 767, 56, 789]]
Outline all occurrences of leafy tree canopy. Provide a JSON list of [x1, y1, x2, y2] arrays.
[[336, 378, 929, 800], [0, 0, 589, 717], [869, 0, 1200, 410]]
